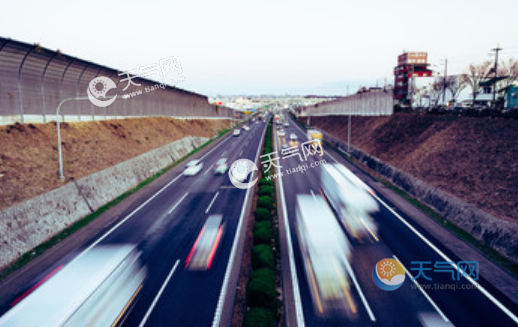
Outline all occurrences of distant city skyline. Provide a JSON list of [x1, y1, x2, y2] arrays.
[[1, 0, 517, 96]]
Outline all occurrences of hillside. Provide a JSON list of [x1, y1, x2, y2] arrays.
[[309, 113, 518, 222], [0, 118, 229, 210]]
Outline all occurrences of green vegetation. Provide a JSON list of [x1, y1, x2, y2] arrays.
[[257, 196, 273, 211], [252, 244, 275, 270], [243, 117, 279, 326], [246, 268, 276, 309], [243, 308, 275, 327]]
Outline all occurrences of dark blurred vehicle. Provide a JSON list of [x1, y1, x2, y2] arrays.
[[214, 158, 229, 175], [186, 214, 225, 271], [0, 245, 146, 327]]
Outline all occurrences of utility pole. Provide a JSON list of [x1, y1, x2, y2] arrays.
[[491, 45, 502, 106], [442, 59, 448, 106]]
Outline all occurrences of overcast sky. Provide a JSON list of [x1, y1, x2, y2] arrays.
[[1, 0, 517, 96]]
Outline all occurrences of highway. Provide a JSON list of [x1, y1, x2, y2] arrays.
[[0, 117, 268, 327], [1, 113, 518, 327], [275, 114, 518, 327]]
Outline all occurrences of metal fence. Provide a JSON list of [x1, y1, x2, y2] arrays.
[[301, 90, 394, 116], [0, 37, 239, 125]]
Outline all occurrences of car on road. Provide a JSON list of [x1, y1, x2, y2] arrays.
[[284, 122, 289, 127], [242, 125, 250, 131], [214, 158, 229, 175], [233, 129, 241, 137], [278, 129, 285, 137], [183, 160, 203, 176], [290, 133, 298, 140], [186, 214, 225, 271], [281, 143, 290, 155]]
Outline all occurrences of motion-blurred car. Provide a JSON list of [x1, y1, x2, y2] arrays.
[[290, 133, 298, 140], [281, 143, 290, 155], [278, 129, 285, 137], [321, 163, 379, 242], [284, 122, 289, 127], [0, 245, 146, 327], [233, 129, 241, 137], [214, 158, 229, 175], [186, 214, 225, 271], [184, 160, 203, 176], [242, 125, 250, 131], [295, 195, 355, 318]]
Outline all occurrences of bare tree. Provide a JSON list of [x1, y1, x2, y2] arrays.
[[498, 58, 518, 88], [446, 75, 468, 102], [463, 61, 492, 104], [429, 79, 444, 107]]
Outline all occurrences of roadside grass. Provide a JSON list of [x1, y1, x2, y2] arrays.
[[0, 127, 233, 282], [291, 113, 518, 279]]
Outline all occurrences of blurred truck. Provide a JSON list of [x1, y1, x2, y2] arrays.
[[320, 163, 379, 242], [306, 129, 323, 152], [0, 245, 146, 327], [295, 194, 356, 318]]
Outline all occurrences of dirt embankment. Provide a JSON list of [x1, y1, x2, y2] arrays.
[[310, 113, 518, 222], [0, 118, 229, 210]]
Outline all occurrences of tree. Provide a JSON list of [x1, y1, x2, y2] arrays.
[[498, 58, 518, 88], [429, 79, 444, 107], [463, 61, 492, 105], [446, 75, 468, 103]]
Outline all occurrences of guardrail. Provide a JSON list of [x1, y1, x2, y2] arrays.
[[0, 37, 240, 124]]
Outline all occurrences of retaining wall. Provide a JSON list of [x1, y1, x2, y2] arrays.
[[321, 130, 518, 263], [0, 135, 208, 269]]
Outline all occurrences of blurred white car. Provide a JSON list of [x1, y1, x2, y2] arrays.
[[186, 214, 226, 271], [233, 129, 241, 137], [214, 158, 229, 175], [242, 125, 250, 131], [184, 160, 203, 176], [290, 133, 298, 140], [278, 129, 285, 137]]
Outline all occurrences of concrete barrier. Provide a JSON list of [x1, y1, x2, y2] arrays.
[[0, 136, 208, 269], [320, 130, 518, 263]]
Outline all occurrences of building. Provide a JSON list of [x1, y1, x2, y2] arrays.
[[394, 52, 433, 106]]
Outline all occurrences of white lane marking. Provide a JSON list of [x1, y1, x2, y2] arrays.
[[211, 122, 268, 327], [239, 150, 243, 156], [344, 258, 376, 321], [326, 150, 518, 325], [393, 255, 449, 322], [168, 192, 189, 214], [222, 150, 228, 156], [205, 192, 220, 214], [203, 165, 214, 176], [275, 126, 306, 327], [309, 189, 316, 200], [138, 260, 180, 327]]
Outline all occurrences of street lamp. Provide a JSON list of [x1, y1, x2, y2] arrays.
[[56, 96, 114, 180]]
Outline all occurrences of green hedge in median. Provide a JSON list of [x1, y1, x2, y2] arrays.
[[246, 268, 276, 309], [243, 308, 274, 327], [253, 221, 273, 245], [257, 196, 273, 211], [252, 244, 274, 270], [255, 207, 271, 222], [259, 178, 272, 187], [258, 185, 273, 196]]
